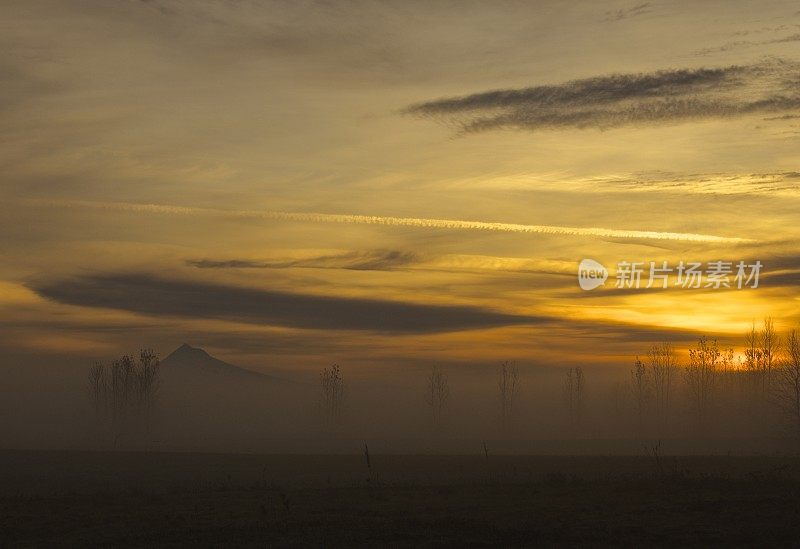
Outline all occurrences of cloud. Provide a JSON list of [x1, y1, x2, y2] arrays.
[[761, 270, 800, 287], [454, 169, 800, 197], [188, 250, 419, 271], [30, 199, 752, 243], [602, 3, 651, 22], [30, 273, 547, 334], [570, 170, 800, 196], [261, 211, 751, 243], [405, 60, 800, 133], [763, 114, 800, 120], [750, 253, 800, 288], [693, 32, 800, 56]]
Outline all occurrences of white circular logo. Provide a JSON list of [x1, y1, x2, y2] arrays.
[[578, 259, 608, 291]]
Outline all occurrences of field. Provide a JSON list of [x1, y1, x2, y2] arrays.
[[2, 450, 800, 546]]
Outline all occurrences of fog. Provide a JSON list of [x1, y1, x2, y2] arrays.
[[1, 342, 796, 456]]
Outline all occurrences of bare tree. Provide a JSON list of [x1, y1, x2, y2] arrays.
[[744, 321, 762, 372], [745, 319, 781, 391], [498, 361, 519, 426], [427, 365, 449, 425], [742, 318, 781, 424], [761, 317, 780, 392], [320, 364, 345, 427], [109, 354, 136, 439], [135, 349, 160, 431], [630, 357, 650, 430], [743, 321, 764, 412], [647, 342, 676, 432], [775, 329, 800, 437], [88, 362, 107, 417], [563, 367, 584, 429], [89, 350, 160, 446], [684, 337, 732, 429]]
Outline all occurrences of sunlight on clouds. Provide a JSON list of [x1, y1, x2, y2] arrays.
[[26, 198, 753, 244], [567, 290, 795, 337], [1, 1, 799, 370], [441, 171, 800, 197], [0, 281, 41, 306]]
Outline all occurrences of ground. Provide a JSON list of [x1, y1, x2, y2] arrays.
[[1, 451, 800, 546]]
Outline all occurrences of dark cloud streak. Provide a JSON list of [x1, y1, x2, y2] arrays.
[[188, 250, 418, 272], [406, 61, 800, 133], [602, 3, 651, 22], [30, 274, 545, 334]]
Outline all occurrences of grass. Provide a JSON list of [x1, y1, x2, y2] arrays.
[[2, 450, 800, 546]]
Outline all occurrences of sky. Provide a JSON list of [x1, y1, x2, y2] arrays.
[[2, 0, 800, 374]]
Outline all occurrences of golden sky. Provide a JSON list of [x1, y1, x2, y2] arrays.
[[2, 0, 800, 372]]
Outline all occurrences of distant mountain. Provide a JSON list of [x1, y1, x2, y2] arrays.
[[161, 343, 292, 384]]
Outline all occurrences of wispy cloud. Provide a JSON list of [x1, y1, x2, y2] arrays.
[[188, 250, 419, 271], [602, 2, 651, 22], [439, 170, 800, 196], [30, 199, 752, 244], [405, 60, 800, 133], [266, 211, 750, 243], [693, 32, 800, 56], [30, 273, 546, 334], [554, 171, 800, 196]]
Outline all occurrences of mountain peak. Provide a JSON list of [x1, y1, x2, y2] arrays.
[[162, 343, 282, 382], [168, 343, 209, 359]]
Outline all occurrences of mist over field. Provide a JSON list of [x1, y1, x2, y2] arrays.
[[2, 337, 797, 456]]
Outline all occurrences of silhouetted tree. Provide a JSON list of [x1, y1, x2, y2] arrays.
[[647, 342, 676, 432], [498, 361, 519, 427], [745, 319, 780, 391], [135, 349, 160, 430], [743, 322, 764, 411], [775, 329, 800, 438], [320, 364, 345, 427], [630, 357, 650, 431], [427, 365, 449, 425], [743, 318, 781, 425], [89, 349, 160, 446], [684, 337, 731, 429], [762, 318, 780, 385], [88, 362, 107, 417], [744, 321, 761, 371], [563, 367, 584, 429]]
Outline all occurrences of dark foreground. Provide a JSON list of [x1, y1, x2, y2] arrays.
[[2, 450, 800, 546]]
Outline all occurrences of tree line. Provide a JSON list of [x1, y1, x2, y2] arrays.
[[87, 318, 800, 444], [317, 318, 800, 440]]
